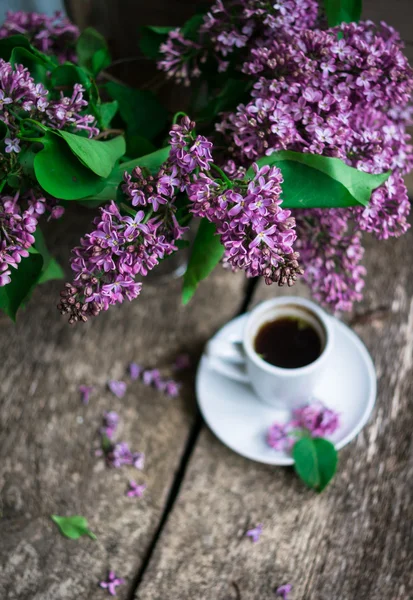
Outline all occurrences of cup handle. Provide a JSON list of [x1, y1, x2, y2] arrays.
[[205, 337, 249, 383]]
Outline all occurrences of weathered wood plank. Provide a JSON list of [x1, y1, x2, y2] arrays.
[[0, 206, 246, 600], [136, 227, 413, 600]]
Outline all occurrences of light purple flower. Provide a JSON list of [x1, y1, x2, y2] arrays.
[[132, 452, 145, 470], [164, 380, 181, 397], [267, 423, 294, 452], [129, 362, 142, 380], [246, 523, 263, 543], [126, 480, 146, 498], [4, 138, 20, 153], [79, 385, 94, 405], [108, 380, 127, 399], [292, 402, 340, 437], [99, 571, 125, 596], [102, 411, 119, 439], [276, 583, 292, 599]]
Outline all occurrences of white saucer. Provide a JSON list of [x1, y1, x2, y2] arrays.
[[196, 313, 376, 465]]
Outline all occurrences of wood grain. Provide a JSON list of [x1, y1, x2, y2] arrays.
[[0, 207, 246, 600], [135, 228, 413, 600]]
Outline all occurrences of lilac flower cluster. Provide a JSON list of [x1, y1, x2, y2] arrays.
[[0, 60, 97, 135], [0, 11, 79, 63], [188, 162, 302, 286], [0, 60, 99, 288], [267, 401, 340, 451], [158, 3, 413, 311], [158, 0, 318, 76]]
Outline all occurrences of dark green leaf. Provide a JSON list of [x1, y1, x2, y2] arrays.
[[94, 100, 119, 129], [92, 47, 111, 74], [10, 47, 47, 84], [323, 0, 362, 26], [126, 134, 156, 158], [293, 437, 338, 492], [198, 78, 250, 120], [106, 81, 168, 141], [38, 258, 65, 283], [139, 25, 174, 60], [50, 63, 92, 93], [0, 252, 43, 320], [181, 14, 204, 41], [182, 219, 224, 305], [0, 34, 31, 60], [51, 515, 97, 540], [76, 27, 111, 75], [250, 151, 390, 209], [58, 130, 126, 178], [0, 120, 8, 141], [34, 132, 105, 200]]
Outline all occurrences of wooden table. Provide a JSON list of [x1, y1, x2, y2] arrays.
[[0, 203, 412, 600]]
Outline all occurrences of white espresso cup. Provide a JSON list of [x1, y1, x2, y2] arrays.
[[206, 297, 333, 410]]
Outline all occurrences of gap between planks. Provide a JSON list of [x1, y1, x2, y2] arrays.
[[125, 277, 259, 600]]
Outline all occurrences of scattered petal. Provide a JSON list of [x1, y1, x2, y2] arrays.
[[129, 362, 142, 380], [99, 571, 125, 596], [126, 480, 146, 498], [79, 385, 94, 405], [246, 523, 263, 543], [276, 583, 292, 599], [108, 380, 127, 398]]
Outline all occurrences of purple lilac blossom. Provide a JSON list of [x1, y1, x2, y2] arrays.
[[106, 442, 145, 469], [157, 7, 413, 312], [0, 11, 79, 63], [188, 162, 303, 286], [108, 380, 127, 399], [102, 411, 120, 439], [126, 480, 146, 498], [292, 402, 340, 437], [267, 422, 295, 452], [245, 523, 263, 542], [99, 571, 125, 596], [276, 583, 293, 599], [129, 362, 142, 380], [79, 385, 94, 405]]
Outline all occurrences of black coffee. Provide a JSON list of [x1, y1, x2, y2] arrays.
[[254, 316, 322, 369]]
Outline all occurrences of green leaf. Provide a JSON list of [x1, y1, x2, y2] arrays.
[[105, 82, 168, 141], [0, 120, 8, 141], [182, 219, 224, 305], [10, 47, 47, 84], [34, 131, 105, 200], [33, 229, 64, 284], [181, 14, 204, 41], [139, 25, 174, 60], [293, 437, 338, 492], [94, 100, 119, 129], [76, 27, 111, 75], [250, 151, 390, 209], [50, 63, 92, 92], [58, 130, 126, 178], [51, 515, 97, 540], [0, 34, 32, 60], [323, 0, 362, 26], [126, 134, 156, 158], [0, 252, 43, 320]]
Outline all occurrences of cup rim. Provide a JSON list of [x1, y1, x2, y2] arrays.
[[243, 296, 332, 376]]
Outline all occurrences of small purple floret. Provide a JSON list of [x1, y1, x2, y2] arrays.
[[126, 480, 146, 498], [99, 570, 125, 596], [129, 362, 142, 380], [276, 583, 292, 599], [292, 402, 340, 437], [174, 353, 191, 371], [79, 385, 94, 405], [246, 523, 263, 543], [108, 380, 127, 399]]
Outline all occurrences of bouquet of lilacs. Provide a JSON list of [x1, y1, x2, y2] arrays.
[[0, 3, 411, 324]]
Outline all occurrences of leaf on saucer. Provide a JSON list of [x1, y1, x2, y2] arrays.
[[293, 437, 338, 492]]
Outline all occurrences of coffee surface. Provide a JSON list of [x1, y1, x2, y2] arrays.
[[254, 316, 322, 369]]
